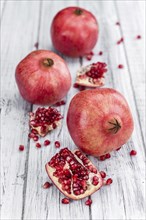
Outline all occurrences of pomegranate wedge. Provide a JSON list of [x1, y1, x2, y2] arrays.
[[45, 148, 102, 200], [75, 62, 107, 87]]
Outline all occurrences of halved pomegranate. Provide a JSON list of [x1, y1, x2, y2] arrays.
[[29, 107, 63, 137], [45, 148, 102, 200], [75, 62, 107, 87]]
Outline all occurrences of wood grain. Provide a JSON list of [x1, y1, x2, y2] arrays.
[[1, 1, 145, 220]]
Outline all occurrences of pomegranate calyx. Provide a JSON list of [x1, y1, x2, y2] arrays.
[[108, 118, 121, 134], [43, 58, 54, 67], [74, 8, 83, 15]]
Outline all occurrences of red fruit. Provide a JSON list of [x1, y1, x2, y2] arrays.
[[51, 7, 99, 57], [15, 50, 71, 105], [19, 145, 24, 151], [130, 150, 137, 156], [75, 62, 107, 88], [106, 178, 113, 185], [45, 148, 103, 200], [29, 107, 63, 137], [55, 141, 60, 148], [36, 143, 41, 148], [44, 140, 51, 146], [67, 88, 134, 156], [62, 198, 70, 204], [43, 182, 52, 189], [85, 198, 92, 206]]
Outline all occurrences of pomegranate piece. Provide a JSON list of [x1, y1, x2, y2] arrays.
[[62, 198, 70, 204], [45, 148, 102, 200], [29, 107, 63, 137], [85, 198, 92, 206], [44, 140, 51, 146], [75, 62, 107, 88], [130, 150, 137, 156], [19, 145, 24, 151], [55, 141, 60, 148], [43, 182, 52, 189]]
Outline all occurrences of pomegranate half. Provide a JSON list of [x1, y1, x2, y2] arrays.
[[51, 7, 98, 57], [67, 88, 134, 156], [45, 148, 102, 200], [15, 50, 71, 105]]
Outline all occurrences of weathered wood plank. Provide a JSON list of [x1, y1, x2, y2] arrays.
[[1, 1, 41, 219]]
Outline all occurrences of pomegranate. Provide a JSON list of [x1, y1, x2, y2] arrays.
[[29, 107, 63, 137], [45, 148, 102, 200], [51, 7, 98, 57], [15, 50, 71, 105], [67, 88, 134, 156], [75, 62, 107, 87]]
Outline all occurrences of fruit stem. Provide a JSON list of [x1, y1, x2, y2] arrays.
[[43, 58, 54, 67], [108, 118, 121, 134], [74, 8, 83, 15]]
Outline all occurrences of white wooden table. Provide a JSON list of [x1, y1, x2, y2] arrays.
[[1, 1, 145, 219]]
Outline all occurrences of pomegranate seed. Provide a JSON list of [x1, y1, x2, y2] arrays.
[[86, 54, 92, 61], [33, 136, 39, 141], [100, 171, 106, 178], [34, 42, 39, 49], [99, 155, 106, 161], [44, 140, 50, 146], [118, 64, 124, 69], [117, 37, 124, 44], [85, 199, 92, 206], [130, 150, 137, 156], [73, 83, 80, 88], [36, 142, 41, 148], [61, 100, 66, 105], [90, 51, 94, 55], [106, 178, 113, 185], [62, 198, 70, 204], [105, 153, 111, 159], [98, 51, 103, 56], [31, 129, 38, 134], [136, 35, 141, 39], [55, 141, 60, 148], [43, 182, 52, 189], [19, 145, 24, 151], [28, 133, 35, 138], [116, 22, 120, 26], [116, 147, 121, 151]]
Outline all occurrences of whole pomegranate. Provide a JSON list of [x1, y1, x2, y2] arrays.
[[51, 7, 98, 57], [15, 50, 71, 105], [67, 88, 134, 156]]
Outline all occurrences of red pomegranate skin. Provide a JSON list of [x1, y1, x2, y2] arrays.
[[15, 50, 71, 105], [51, 7, 98, 57], [67, 88, 134, 156]]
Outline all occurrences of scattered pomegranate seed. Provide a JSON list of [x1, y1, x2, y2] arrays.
[[86, 54, 92, 61], [99, 155, 106, 161], [130, 150, 137, 156], [28, 132, 35, 139], [19, 145, 24, 151], [34, 42, 39, 49], [116, 22, 120, 26], [117, 37, 124, 44], [36, 142, 41, 148], [116, 147, 121, 151], [55, 141, 60, 148], [106, 178, 113, 185], [44, 140, 51, 146], [55, 100, 66, 106], [100, 171, 106, 178], [62, 198, 70, 204], [90, 51, 94, 55], [85, 198, 92, 206], [136, 35, 141, 39], [105, 153, 111, 159], [43, 181, 52, 189], [118, 64, 124, 69], [33, 136, 39, 141], [73, 83, 80, 88], [98, 51, 103, 56]]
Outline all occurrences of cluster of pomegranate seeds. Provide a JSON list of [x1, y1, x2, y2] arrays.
[[116, 22, 120, 26], [136, 35, 141, 39], [85, 51, 94, 61], [130, 150, 137, 156], [98, 51, 103, 56], [19, 145, 24, 151], [36, 143, 41, 148], [117, 37, 124, 44], [54, 100, 66, 106], [85, 198, 92, 206], [29, 107, 63, 137], [55, 141, 60, 148], [99, 153, 111, 161], [44, 140, 51, 146], [100, 171, 106, 179], [62, 198, 70, 204], [106, 178, 113, 185], [86, 62, 107, 79], [118, 64, 124, 69], [43, 182, 52, 189]]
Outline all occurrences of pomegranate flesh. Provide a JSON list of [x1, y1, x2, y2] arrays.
[[29, 107, 63, 137], [15, 50, 71, 105], [67, 88, 134, 156], [51, 7, 98, 57], [45, 148, 102, 200], [75, 62, 107, 87]]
